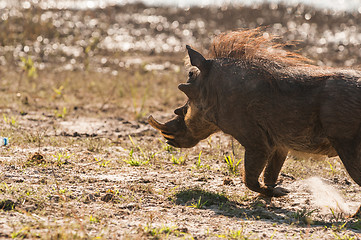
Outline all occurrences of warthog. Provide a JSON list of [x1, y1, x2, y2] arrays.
[[148, 29, 361, 214]]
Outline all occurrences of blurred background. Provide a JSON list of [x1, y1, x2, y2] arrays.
[[2, 0, 361, 72], [1, 0, 361, 127]]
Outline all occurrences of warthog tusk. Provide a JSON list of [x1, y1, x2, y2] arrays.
[[148, 115, 169, 132], [161, 132, 175, 139]]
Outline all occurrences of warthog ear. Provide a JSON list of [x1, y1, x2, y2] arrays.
[[186, 45, 209, 73], [178, 83, 198, 99]]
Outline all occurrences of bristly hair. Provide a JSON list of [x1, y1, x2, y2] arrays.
[[209, 28, 312, 67]]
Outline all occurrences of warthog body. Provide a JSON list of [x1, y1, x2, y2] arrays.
[[148, 29, 361, 210]]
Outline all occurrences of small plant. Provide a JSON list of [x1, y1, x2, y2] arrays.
[[21, 56, 37, 79], [52, 152, 72, 166], [54, 107, 67, 118], [195, 151, 203, 168], [124, 148, 149, 166], [95, 157, 110, 167], [189, 196, 208, 209], [51, 186, 70, 198], [327, 160, 336, 175], [0, 182, 10, 192], [52, 85, 64, 99], [292, 208, 316, 225], [329, 207, 346, 222], [159, 139, 175, 152], [124, 136, 157, 166], [89, 215, 100, 224], [171, 154, 186, 165], [163, 144, 175, 152], [124, 158, 143, 166], [218, 227, 254, 240], [11, 227, 30, 239], [3, 114, 17, 127], [191, 151, 210, 170], [143, 225, 187, 239], [106, 188, 121, 196], [224, 154, 242, 175], [129, 135, 147, 158], [58, 188, 68, 194], [332, 233, 355, 240], [328, 222, 355, 240]]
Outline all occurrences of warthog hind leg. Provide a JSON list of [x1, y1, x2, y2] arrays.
[[331, 138, 361, 218], [331, 139, 361, 187]]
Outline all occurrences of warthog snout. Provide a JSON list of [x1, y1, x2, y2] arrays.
[[148, 115, 199, 148]]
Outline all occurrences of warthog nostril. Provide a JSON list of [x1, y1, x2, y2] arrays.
[[174, 108, 184, 116], [174, 104, 188, 116]]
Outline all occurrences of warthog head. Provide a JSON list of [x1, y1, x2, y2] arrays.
[[148, 45, 219, 148]]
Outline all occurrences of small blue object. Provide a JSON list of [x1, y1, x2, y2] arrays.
[[2, 137, 8, 146]]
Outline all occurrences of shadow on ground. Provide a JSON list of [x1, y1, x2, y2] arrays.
[[173, 188, 361, 233]]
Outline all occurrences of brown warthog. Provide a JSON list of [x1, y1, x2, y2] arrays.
[[148, 29, 361, 211]]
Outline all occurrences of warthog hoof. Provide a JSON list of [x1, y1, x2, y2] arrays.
[[272, 187, 290, 197], [261, 186, 290, 198]]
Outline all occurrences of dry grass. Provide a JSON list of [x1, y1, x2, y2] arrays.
[[1, 60, 360, 239]]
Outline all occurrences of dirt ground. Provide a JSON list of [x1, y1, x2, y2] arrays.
[[1, 2, 361, 239]]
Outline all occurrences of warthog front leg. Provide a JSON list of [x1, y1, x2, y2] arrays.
[[263, 148, 288, 187], [244, 147, 289, 197]]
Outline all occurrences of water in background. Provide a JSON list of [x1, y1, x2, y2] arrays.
[[1, 0, 361, 12], [145, 0, 361, 12]]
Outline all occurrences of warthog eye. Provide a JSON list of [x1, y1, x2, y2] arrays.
[[188, 71, 193, 78]]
